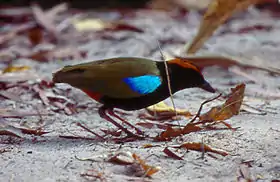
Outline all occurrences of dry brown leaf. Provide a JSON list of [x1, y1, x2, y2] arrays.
[[163, 147, 184, 160], [154, 126, 184, 141], [143, 144, 158, 148], [186, 0, 266, 54], [173, 142, 228, 156], [28, 26, 43, 46], [132, 153, 160, 177], [108, 151, 135, 165], [154, 93, 236, 141], [199, 83, 245, 121]]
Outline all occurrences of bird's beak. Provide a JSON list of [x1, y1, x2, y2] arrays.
[[199, 81, 216, 93]]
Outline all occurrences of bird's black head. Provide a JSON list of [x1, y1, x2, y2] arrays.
[[162, 58, 215, 93]]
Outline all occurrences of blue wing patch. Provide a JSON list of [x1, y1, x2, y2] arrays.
[[123, 75, 161, 94]]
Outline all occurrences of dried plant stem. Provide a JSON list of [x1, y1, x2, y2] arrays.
[[189, 93, 222, 123], [157, 41, 177, 116]]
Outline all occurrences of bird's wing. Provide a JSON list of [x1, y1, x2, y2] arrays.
[[53, 57, 163, 99]]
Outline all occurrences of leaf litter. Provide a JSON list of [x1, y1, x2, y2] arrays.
[[76, 151, 160, 177], [155, 83, 244, 141], [1, 1, 280, 181]]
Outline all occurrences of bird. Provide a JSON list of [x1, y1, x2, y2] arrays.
[[52, 57, 215, 137]]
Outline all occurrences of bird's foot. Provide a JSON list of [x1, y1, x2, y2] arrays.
[[98, 106, 144, 138]]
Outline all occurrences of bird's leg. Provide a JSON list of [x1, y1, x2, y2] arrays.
[[107, 109, 144, 135], [98, 106, 137, 137]]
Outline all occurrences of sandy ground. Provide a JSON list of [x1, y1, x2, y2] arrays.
[[1, 8, 280, 182]]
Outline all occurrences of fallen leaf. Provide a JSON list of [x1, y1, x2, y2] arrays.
[[132, 153, 161, 177], [199, 83, 245, 121], [186, 0, 268, 54], [163, 147, 184, 160], [146, 101, 192, 119], [2, 65, 31, 73], [108, 151, 135, 165], [31, 4, 60, 39], [0, 91, 21, 101], [27, 26, 43, 46], [173, 142, 228, 156], [32, 85, 50, 105], [154, 126, 184, 141], [154, 94, 236, 141], [0, 118, 49, 137], [0, 108, 49, 118], [73, 18, 143, 33], [142, 144, 158, 148]]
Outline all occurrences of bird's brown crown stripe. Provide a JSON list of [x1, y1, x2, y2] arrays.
[[168, 58, 201, 73]]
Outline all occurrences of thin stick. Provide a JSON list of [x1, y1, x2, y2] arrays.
[[189, 93, 222, 123], [76, 122, 105, 140], [157, 41, 177, 116]]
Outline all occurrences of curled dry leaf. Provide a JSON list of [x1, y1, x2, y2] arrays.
[[173, 142, 228, 156], [73, 19, 143, 33], [199, 83, 245, 121], [186, 0, 267, 54], [108, 151, 135, 165], [145, 101, 192, 120], [108, 152, 160, 177], [132, 153, 161, 177]]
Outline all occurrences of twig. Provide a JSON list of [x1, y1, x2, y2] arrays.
[[189, 93, 222, 123], [157, 41, 177, 116], [76, 122, 105, 140]]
